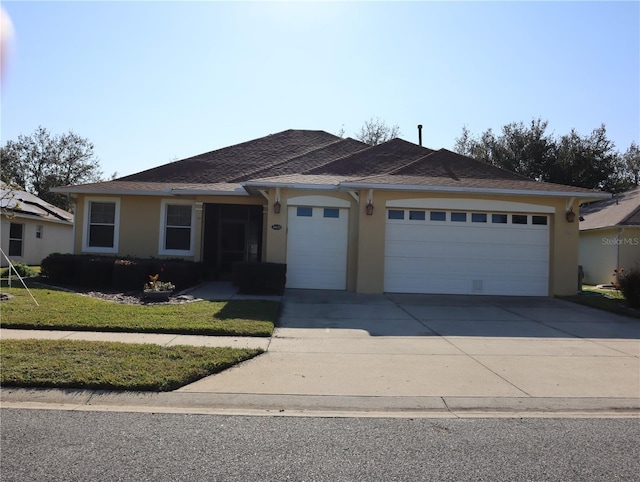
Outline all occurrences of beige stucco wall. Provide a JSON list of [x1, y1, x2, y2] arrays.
[[1, 216, 73, 267], [579, 227, 640, 285], [262, 188, 359, 291], [265, 188, 582, 296], [73, 193, 264, 261]]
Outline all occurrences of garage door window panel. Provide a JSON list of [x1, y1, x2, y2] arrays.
[[532, 215, 548, 225], [472, 213, 487, 223], [430, 211, 446, 221], [512, 214, 528, 224], [409, 210, 425, 221], [297, 207, 313, 217], [388, 210, 404, 220], [492, 214, 508, 224], [451, 212, 467, 222]]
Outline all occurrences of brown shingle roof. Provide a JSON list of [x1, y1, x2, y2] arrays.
[[119, 129, 344, 184], [347, 148, 603, 194], [580, 187, 640, 230], [306, 138, 434, 176], [231, 137, 368, 181]]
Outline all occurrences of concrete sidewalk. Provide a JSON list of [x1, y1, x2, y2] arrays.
[[2, 286, 639, 416]]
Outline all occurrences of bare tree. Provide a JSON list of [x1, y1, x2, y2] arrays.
[[354, 117, 401, 146]]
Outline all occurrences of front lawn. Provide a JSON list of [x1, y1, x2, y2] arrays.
[[1, 339, 261, 391], [560, 285, 640, 320], [0, 287, 278, 336]]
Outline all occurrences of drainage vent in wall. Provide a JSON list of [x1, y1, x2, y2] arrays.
[[472, 280, 484, 293]]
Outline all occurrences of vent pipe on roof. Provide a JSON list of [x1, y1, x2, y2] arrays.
[[417, 124, 423, 146]]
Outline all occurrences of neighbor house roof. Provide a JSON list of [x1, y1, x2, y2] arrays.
[[0, 186, 73, 223], [52, 129, 609, 200], [579, 187, 640, 230]]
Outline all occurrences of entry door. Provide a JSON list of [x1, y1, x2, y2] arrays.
[[286, 206, 349, 290]]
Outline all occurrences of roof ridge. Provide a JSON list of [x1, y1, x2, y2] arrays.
[[229, 136, 364, 182], [297, 138, 375, 174]]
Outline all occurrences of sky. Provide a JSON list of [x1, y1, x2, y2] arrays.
[[1, 1, 639, 179]]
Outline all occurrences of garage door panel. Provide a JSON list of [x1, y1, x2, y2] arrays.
[[286, 206, 348, 290], [384, 210, 550, 296]]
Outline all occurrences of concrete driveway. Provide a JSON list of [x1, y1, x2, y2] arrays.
[[178, 290, 640, 401]]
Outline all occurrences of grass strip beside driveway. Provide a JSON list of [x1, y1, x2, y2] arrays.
[[0, 287, 278, 336], [1, 339, 262, 391]]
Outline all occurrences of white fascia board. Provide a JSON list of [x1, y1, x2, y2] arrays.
[[338, 182, 610, 200], [50, 187, 174, 196], [580, 224, 640, 233], [50, 187, 250, 197], [169, 189, 249, 196], [242, 181, 339, 191], [0, 211, 73, 225]]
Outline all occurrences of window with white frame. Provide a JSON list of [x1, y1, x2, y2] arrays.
[[159, 201, 195, 255], [36, 225, 43, 239], [8, 223, 23, 257], [83, 198, 120, 253]]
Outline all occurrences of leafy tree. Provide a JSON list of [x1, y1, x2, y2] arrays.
[[621, 142, 640, 186], [0, 126, 103, 210], [454, 119, 637, 193], [354, 117, 401, 146]]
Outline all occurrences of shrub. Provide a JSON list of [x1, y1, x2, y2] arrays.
[[618, 267, 640, 308], [2, 263, 37, 278], [232, 262, 286, 295], [41, 253, 79, 284], [78, 257, 114, 288]]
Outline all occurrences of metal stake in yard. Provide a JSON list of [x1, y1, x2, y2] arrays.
[[0, 248, 39, 306]]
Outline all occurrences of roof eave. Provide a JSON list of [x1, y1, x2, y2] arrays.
[[338, 182, 610, 200], [51, 185, 252, 197], [242, 181, 340, 195]]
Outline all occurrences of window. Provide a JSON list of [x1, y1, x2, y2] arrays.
[[451, 212, 467, 222], [8, 223, 23, 257], [35, 225, 43, 239], [430, 211, 446, 221], [323, 208, 339, 218], [297, 207, 312, 217], [512, 214, 528, 224], [492, 214, 508, 224], [409, 210, 425, 221], [388, 210, 404, 220], [532, 215, 548, 225], [472, 213, 487, 223], [83, 198, 120, 253], [160, 201, 194, 255]]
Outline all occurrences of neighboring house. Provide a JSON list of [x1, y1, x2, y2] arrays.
[[579, 187, 640, 285], [1, 185, 74, 267], [51, 129, 608, 296]]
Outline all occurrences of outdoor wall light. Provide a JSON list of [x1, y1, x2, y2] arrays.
[[366, 202, 374, 216], [566, 208, 576, 223], [273, 200, 281, 214]]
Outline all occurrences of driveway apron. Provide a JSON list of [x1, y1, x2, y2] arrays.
[[178, 291, 640, 400]]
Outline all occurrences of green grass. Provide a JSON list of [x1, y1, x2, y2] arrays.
[[0, 286, 278, 336], [0, 339, 261, 391], [559, 285, 640, 320]]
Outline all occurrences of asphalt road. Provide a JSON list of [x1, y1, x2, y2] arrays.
[[1, 409, 638, 481]]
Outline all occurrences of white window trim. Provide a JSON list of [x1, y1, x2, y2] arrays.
[[82, 197, 121, 254], [158, 199, 195, 256]]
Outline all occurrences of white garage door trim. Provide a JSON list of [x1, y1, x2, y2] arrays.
[[286, 205, 349, 290], [384, 208, 549, 296]]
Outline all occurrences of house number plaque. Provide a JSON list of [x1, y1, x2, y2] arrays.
[[271, 224, 282, 230]]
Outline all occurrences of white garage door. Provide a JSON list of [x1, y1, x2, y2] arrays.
[[286, 206, 349, 289], [384, 209, 549, 296]]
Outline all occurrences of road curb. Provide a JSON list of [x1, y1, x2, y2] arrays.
[[2, 388, 638, 417]]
